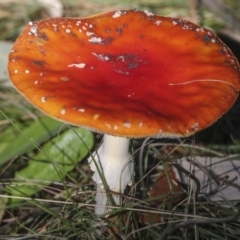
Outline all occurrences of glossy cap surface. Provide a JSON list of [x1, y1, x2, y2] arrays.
[[8, 10, 240, 137]]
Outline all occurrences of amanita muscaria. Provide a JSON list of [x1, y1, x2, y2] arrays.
[[8, 10, 240, 215]]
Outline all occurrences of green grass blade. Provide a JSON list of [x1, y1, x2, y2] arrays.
[[7, 127, 94, 202], [0, 116, 68, 166]]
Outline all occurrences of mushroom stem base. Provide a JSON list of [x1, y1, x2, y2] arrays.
[[88, 134, 133, 215]]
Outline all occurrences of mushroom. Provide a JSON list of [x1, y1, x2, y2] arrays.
[[8, 10, 240, 215]]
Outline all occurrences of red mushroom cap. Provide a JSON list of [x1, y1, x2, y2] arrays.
[[8, 10, 240, 137]]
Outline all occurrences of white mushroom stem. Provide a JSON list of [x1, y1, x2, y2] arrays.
[[88, 134, 133, 215]]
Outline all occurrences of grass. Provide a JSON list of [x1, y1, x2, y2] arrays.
[[0, 0, 240, 239]]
